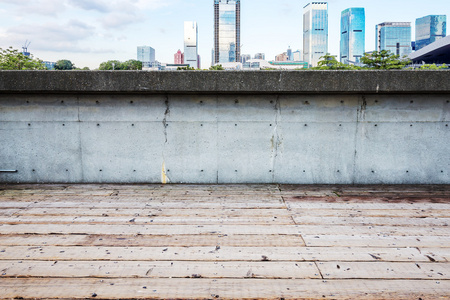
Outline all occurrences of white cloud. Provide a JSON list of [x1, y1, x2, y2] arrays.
[[0, 0, 67, 16], [67, 0, 110, 13], [0, 20, 100, 52]]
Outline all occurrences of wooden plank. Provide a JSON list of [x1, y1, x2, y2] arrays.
[[0, 278, 449, 299], [285, 201, 450, 210], [1, 224, 448, 236], [0, 194, 283, 202], [290, 208, 450, 218], [0, 201, 285, 209], [317, 262, 450, 279], [0, 234, 305, 247], [292, 216, 450, 227], [420, 248, 450, 262], [0, 246, 426, 262], [303, 235, 450, 248], [0, 260, 321, 279], [3, 207, 291, 217], [0, 215, 295, 225]]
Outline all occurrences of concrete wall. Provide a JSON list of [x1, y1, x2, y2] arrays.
[[0, 71, 449, 184]]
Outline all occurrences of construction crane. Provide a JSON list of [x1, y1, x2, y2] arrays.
[[22, 40, 31, 57]]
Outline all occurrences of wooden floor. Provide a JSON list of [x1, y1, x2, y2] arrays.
[[0, 184, 449, 299]]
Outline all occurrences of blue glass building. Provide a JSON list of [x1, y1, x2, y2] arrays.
[[303, 2, 328, 67], [340, 8, 365, 64], [376, 22, 412, 57], [415, 15, 447, 51], [137, 46, 156, 68], [214, 0, 240, 64]]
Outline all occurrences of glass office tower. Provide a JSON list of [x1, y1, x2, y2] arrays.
[[415, 15, 447, 51], [184, 21, 198, 68], [376, 22, 412, 57], [340, 8, 365, 64], [303, 2, 328, 67], [137, 46, 156, 68], [214, 0, 240, 64]]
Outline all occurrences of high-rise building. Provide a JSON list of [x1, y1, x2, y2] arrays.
[[174, 50, 184, 64], [287, 47, 293, 61], [376, 22, 412, 56], [293, 50, 301, 61], [275, 52, 289, 61], [184, 21, 198, 68], [214, 0, 240, 64], [340, 8, 365, 64], [303, 2, 328, 67], [415, 15, 447, 51], [137, 46, 156, 68], [241, 54, 251, 64], [254, 53, 265, 60]]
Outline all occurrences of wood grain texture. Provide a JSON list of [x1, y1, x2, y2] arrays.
[[0, 184, 449, 300]]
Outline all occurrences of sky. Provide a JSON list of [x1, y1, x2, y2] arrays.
[[0, 0, 448, 69]]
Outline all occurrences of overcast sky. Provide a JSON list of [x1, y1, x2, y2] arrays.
[[0, 0, 448, 69]]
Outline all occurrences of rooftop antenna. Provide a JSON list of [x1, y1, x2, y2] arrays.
[[22, 40, 31, 56]]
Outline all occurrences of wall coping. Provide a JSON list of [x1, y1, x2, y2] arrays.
[[0, 70, 449, 95]]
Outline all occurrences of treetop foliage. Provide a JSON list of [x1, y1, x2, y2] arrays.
[[0, 47, 46, 70], [54, 59, 75, 70], [313, 50, 413, 70], [99, 60, 142, 70]]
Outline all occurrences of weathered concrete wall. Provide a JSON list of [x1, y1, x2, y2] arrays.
[[0, 71, 449, 184]]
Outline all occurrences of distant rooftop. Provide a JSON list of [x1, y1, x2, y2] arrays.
[[409, 35, 450, 64]]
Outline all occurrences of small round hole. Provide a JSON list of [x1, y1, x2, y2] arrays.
[[61, 101, 64, 104], [130, 101, 134, 104]]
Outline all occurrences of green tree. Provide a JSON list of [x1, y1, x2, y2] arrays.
[[177, 66, 196, 70], [0, 47, 46, 70], [99, 60, 121, 70], [54, 59, 75, 70], [314, 53, 357, 70], [360, 50, 411, 69], [122, 60, 142, 70], [99, 60, 142, 70], [209, 64, 224, 70]]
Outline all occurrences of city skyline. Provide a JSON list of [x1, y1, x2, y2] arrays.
[[0, 0, 448, 69]]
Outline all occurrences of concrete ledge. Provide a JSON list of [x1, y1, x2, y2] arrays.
[[0, 70, 449, 95]]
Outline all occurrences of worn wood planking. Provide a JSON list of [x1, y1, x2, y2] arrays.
[[2, 208, 291, 217], [0, 201, 286, 209], [292, 216, 450, 226], [290, 208, 450, 218], [1, 224, 449, 236], [0, 234, 305, 247], [0, 246, 427, 262], [303, 235, 450, 248], [317, 262, 450, 279], [0, 215, 295, 225], [285, 201, 450, 210], [0, 278, 448, 299], [0, 260, 321, 279], [420, 248, 450, 262]]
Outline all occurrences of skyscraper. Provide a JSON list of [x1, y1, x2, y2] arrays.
[[376, 22, 412, 56], [303, 2, 328, 68], [415, 15, 447, 51], [137, 46, 156, 68], [184, 21, 198, 68], [214, 0, 240, 64], [340, 8, 365, 64], [174, 50, 184, 64]]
